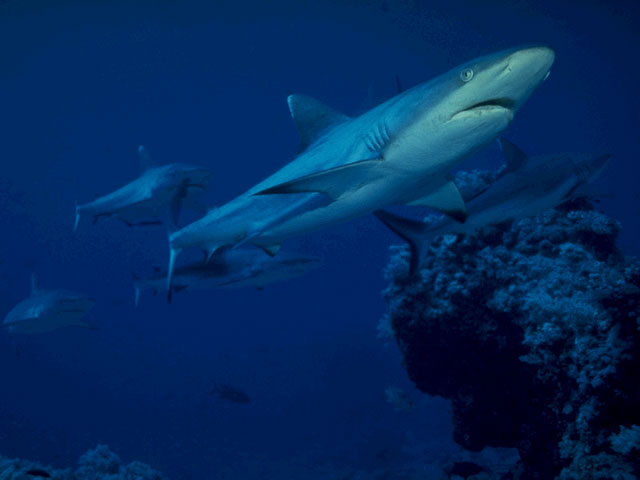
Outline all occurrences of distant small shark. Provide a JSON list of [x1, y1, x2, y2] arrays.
[[166, 46, 555, 291], [209, 383, 251, 403], [3, 275, 96, 334], [375, 138, 612, 274], [74, 145, 211, 230], [135, 249, 323, 304]]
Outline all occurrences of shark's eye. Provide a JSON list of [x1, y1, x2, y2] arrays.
[[460, 68, 474, 82]]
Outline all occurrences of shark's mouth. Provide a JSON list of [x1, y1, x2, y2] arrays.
[[450, 97, 516, 121], [462, 97, 516, 113]]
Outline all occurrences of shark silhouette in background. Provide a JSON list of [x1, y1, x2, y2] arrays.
[[375, 138, 612, 274], [3, 275, 96, 334], [74, 145, 211, 230], [134, 248, 323, 304]]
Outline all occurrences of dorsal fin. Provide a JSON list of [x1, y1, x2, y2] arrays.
[[498, 138, 528, 175], [287, 95, 348, 152], [407, 178, 467, 223], [260, 244, 281, 257], [30, 273, 40, 295], [138, 145, 154, 172]]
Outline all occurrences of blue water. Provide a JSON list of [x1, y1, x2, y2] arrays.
[[0, 1, 638, 478]]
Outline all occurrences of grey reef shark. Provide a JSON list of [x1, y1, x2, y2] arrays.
[[74, 145, 211, 231], [135, 248, 323, 304], [375, 138, 612, 274], [166, 46, 555, 294], [3, 274, 96, 334]]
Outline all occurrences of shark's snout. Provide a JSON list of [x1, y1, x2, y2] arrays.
[[452, 46, 554, 123], [502, 46, 555, 110], [508, 46, 555, 74]]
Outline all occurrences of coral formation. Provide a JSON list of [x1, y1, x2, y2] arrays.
[[0, 445, 165, 480], [382, 170, 640, 479]]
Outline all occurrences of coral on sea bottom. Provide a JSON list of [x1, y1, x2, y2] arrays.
[[0, 445, 165, 480], [383, 194, 640, 479]]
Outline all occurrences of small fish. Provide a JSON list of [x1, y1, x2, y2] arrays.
[[25, 469, 52, 478], [445, 461, 486, 479], [209, 384, 251, 404]]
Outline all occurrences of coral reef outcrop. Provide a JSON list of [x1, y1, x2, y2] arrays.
[[0, 445, 166, 480], [382, 172, 640, 479]]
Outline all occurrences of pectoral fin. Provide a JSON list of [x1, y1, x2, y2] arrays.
[[253, 159, 381, 201], [374, 210, 428, 276], [407, 180, 467, 223], [260, 244, 281, 257]]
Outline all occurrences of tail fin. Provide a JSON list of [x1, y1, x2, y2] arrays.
[[167, 247, 182, 303], [374, 210, 429, 276], [169, 180, 190, 229]]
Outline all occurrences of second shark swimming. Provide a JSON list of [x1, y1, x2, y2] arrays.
[[135, 249, 323, 304], [375, 138, 612, 274], [74, 145, 211, 230]]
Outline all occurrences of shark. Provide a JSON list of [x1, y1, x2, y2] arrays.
[[74, 145, 212, 230], [3, 275, 96, 334], [374, 138, 612, 274], [135, 248, 323, 304], [166, 46, 555, 290]]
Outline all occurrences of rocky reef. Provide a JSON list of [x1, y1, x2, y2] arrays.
[[0, 445, 165, 480], [382, 173, 640, 479]]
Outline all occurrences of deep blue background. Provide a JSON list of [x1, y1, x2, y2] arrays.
[[0, 1, 638, 478]]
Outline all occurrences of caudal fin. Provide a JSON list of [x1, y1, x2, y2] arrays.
[[167, 247, 182, 302], [169, 180, 190, 229], [374, 210, 430, 276]]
